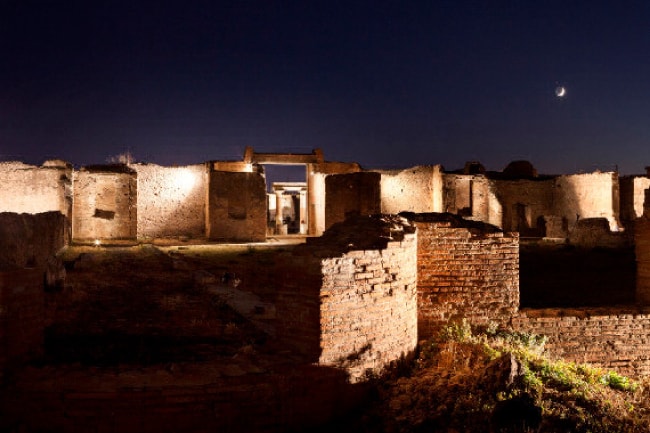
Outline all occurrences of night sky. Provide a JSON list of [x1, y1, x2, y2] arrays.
[[2, 1, 649, 175]]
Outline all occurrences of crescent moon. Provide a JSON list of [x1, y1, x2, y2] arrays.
[[555, 86, 566, 97]]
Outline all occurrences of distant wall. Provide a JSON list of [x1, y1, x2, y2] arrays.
[[620, 175, 650, 223], [72, 166, 137, 240], [378, 165, 443, 214], [207, 171, 266, 242], [276, 216, 418, 382], [325, 172, 381, 231], [132, 163, 208, 239], [513, 308, 650, 378], [493, 178, 554, 234], [554, 172, 620, 232], [0, 160, 72, 218], [412, 215, 519, 339], [636, 212, 650, 304]]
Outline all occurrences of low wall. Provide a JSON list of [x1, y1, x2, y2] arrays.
[[408, 213, 519, 339], [276, 215, 418, 382], [513, 308, 650, 378], [132, 163, 208, 239]]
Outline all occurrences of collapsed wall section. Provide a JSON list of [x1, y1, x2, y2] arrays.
[[513, 308, 650, 378], [0, 160, 72, 218], [72, 166, 137, 240], [276, 215, 418, 382], [409, 213, 519, 339], [131, 163, 208, 239]]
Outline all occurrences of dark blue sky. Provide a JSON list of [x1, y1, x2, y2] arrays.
[[2, 1, 649, 174]]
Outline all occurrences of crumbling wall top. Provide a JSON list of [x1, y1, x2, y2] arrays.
[[306, 214, 415, 252], [400, 212, 502, 233]]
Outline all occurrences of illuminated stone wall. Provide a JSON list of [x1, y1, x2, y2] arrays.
[[276, 216, 418, 382], [0, 160, 72, 218], [207, 171, 267, 242], [72, 166, 137, 240], [131, 163, 208, 239], [377, 165, 443, 214], [513, 308, 650, 378], [324, 172, 381, 231], [620, 174, 650, 223], [411, 214, 519, 339]]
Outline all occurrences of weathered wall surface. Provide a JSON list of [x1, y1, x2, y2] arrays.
[[308, 162, 361, 236], [554, 172, 620, 232], [0, 160, 72, 218], [411, 214, 519, 339], [72, 167, 137, 240], [378, 165, 443, 214], [324, 172, 381, 231], [132, 163, 208, 239], [207, 171, 266, 242], [620, 175, 650, 223], [493, 178, 554, 235], [0, 211, 69, 269], [276, 216, 418, 382], [636, 212, 650, 304], [513, 308, 650, 378], [568, 218, 629, 248]]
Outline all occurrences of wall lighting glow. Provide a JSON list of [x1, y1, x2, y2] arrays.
[[93, 239, 101, 247], [174, 169, 196, 191]]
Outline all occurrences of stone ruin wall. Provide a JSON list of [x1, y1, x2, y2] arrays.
[[620, 175, 650, 222], [276, 217, 418, 382], [553, 171, 620, 232], [207, 171, 267, 242], [0, 161, 72, 218], [513, 309, 650, 378], [376, 165, 444, 214], [72, 167, 137, 240], [412, 217, 519, 339], [324, 172, 381, 231], [131, 163, 208, 239]]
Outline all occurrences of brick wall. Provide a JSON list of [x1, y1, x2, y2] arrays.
[[131, 163, 208, 239], [410, 214, 519, 339], [276, 215, 418, 382], [513, 308, 650, 378], [72, 166, 137, 240]]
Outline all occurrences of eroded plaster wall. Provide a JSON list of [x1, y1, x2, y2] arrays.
[[554, 172, 620, 232], [132, 163, 208, 239], [377, 165, 443, 214], [207, 171, 266, 242], [411, 215, 519, 339], [620, 175, 650, 223], [72, 167, 137, 240], [0, 161, 72, 218]]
